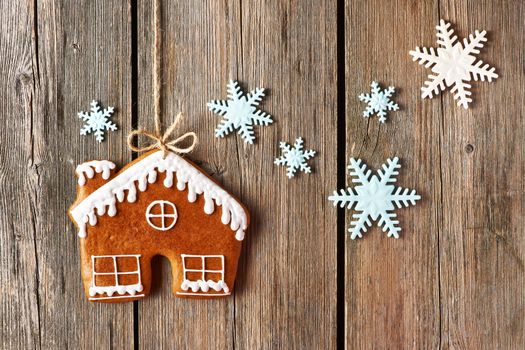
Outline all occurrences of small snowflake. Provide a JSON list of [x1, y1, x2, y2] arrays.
[[358, 81, 399, 123], [207, 80, 273, 144], [328, 157, 421, 239], [78, 100, 117, 142], [274, 137, 316, 179], [409, 19, 498, 109]]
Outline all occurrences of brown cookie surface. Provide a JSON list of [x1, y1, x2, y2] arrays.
[[69, 150, 249, 302]]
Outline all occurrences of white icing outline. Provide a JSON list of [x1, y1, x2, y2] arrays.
[[76, 160, 116, 186], [89, 294, 145, 301], [179, 254, 229, 293], [176, 292, 231, 297], [70, 151, 248, 240], [145, 200, 178, 231], [89, 254, 144, 297]]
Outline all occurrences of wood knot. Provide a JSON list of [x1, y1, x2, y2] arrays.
[[465, 144, 474, 153], [15, 71, 33, 93], [14, 70, 34, 105]]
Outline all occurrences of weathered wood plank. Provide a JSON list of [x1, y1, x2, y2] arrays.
[[0, 0, 134, 348], [233, 1, 338, 349], [344, 1, 441, 348], [438, 1, 525, 348], [136, 1, 239, 348], [57, 1, 134, 347], [136, 1, 337, 348], [2, 1, 522, 348], [0, 3, 42, 348]]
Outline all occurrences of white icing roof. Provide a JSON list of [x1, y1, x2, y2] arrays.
[[70, 151, 248, 241], [76, 160, 116, 185]]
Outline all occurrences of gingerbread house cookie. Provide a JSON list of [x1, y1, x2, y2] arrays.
[[69, 150, 249, 302]]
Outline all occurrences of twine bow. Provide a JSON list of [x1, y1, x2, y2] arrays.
[[127, 0, 197, 159], [127, 112, 198, 158]]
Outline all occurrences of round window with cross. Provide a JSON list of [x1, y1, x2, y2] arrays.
[[145, 200, 178, 231]]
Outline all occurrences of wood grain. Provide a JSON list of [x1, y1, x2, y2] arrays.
[[438, 1, 525, 348], [0, 0, 133, 348], [0, 3, 41, 347], [345, 0, 524, 349], [345, 1, 442, 348], [0, 1, 523, 349], [136, 1, 239, 349], [136, 1, 337, 348], [233, 1, 338, 349]]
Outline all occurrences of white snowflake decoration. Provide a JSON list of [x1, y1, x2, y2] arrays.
[[207, 80, 273, 144], [409, 19, 498, 109], [358, 81, 399, 123], [274, 137, 316, 179], [78, 100, 117, 142], [328, 157, 421, 239]]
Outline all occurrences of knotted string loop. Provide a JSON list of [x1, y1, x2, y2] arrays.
[[127, 113, 198, 158]]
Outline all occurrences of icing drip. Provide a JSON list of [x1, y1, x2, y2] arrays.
[[163, 171, 173, 187], [76, 160, 116, 186], [180, 279, 229, 293], [203, 195, 214, 214], [71, 151, 248, 240]]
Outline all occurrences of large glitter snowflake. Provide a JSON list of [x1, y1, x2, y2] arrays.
[[358, 81, 399, 123], [274, 137, 316, 179], [409, 19, 498, 109], [207, 80, 273, 144], [78, 100, 117, 142], [328, 157, 421, 239]]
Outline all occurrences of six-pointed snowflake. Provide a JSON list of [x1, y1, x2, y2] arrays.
[[328, 157, 420, 239], [78, 100, 117, 142], [274, 137, 316, 179], [409, 19, 498, 109], [358, 81, 399, 123], [207, 80, 273, 144]]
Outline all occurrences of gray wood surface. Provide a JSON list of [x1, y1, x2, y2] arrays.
[[0, 1, 523, 349], [231, 2, 338, 349], [1, 0, 135, 348], [136, 1, 239, 349], [345, 1, 524, 349], [437, 1, 525, 348], [345, 1, 441, 348]]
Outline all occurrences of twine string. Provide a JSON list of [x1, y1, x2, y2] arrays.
[[152, 0, 161, 136], [127, 0, 198, 158]]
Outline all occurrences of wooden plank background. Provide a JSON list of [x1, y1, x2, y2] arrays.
[[0, 0, 522, 349]]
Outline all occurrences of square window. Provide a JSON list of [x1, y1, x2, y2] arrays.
[[184, 256, 203, 270], [94, 274, 116, 287], [94, 256, 114, 273], [91, 255, 142, 288], [181, 255, 225, 282], [205, 257, 223, 271]]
